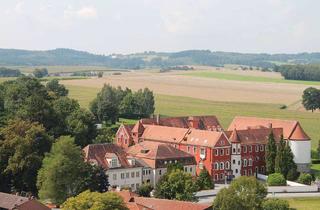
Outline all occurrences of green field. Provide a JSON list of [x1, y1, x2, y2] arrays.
[[185, 71, 320, 86], [284, 197, 320, 210], [66, 85, 320, 150]]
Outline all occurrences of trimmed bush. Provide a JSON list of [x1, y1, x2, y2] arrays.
[[286, 168, 299, 181], [297, 173, 313, 185], [262, 199, 289, 210], [267, 173, 286, 186]]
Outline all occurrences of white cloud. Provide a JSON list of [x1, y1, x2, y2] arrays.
[[64, 6, 98, 19]]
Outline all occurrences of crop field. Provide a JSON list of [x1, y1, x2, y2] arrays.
[[184, 70, 320, 86], [65, 84, 320, 150], [285, 197, 320, 210], [61, 70, 319, 108]]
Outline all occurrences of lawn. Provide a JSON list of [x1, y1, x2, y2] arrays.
[[185, 71, 320, 86], [284, 197, 320, 210], [66, 85, 320, 150]]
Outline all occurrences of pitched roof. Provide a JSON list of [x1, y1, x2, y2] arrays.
[[141, 115, 221, 130], [127, 141, 196, 168], [141, 125, 188, 143], [83, 143, 142, 170], [132, 120, 145, 134], [0, 192, 49, 210], [228, 116, 310, 141], [116, 191, 211, 210], [225, 127, 283, 145], [140, 125, 229, 148], [229, 128, 240, 143]]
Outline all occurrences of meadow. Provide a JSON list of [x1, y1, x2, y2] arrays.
[[285, 197, 320, 210], [184, 70, 320, 86]]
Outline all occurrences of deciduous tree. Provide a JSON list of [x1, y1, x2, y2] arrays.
[[195, 167, 214, 190], [302, 87, 320, 112]]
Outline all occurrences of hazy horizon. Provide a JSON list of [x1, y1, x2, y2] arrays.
[[1, 0, 320, 54]]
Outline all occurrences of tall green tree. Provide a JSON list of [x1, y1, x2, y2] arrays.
[[317, 140, 320, 159], [62, 190, 128, 210], [275, 136, 286, 176], [0, 119, 52, 194], [213, 176, 267, 210], [66, 109, 97, 147], [46, 79, 69, 98], [266, 131, 277, 174], [195, 167, 214, 190], [33, 68, 48, 78], [90, 84, 119, 124], [154, 169, 197, 201], [283, 142, 298, 181], [37, 136, 89, 204], [302, 87, 320, 112]]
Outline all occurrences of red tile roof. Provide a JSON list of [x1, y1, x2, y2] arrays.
[[127, 141, 196, 168], [0, 192, 50, 210], [225, 127, 283, 145], [132, 120, 145, 134], [140, 115, 221, 130], [116, 191, 211, 210], [228, 116, 310, 141], [229, 128, 240, 143], [83, 143, 143, 169], [140, 125, 229, 148]]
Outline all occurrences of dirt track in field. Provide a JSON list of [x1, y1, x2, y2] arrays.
[[60, 71, 317, 108]]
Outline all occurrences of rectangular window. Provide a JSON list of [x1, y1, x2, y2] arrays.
[[136, 171, 140, 177], [131, 184, 135, 189], [215, 149, 218, 156], [249, 145, 252, 153], [190, 167, 192, 172], [131, 172, 135, 178], [193, 146, 197, 154], [187, 146, 190, 153], [220, 149, 224, 156], [260, 145, 264, 151], [201, 148, 206, 156], [136, 183, 140, 189], [113, 174, 117, 180], [121, 173, 125, 179], [233, 159, 235, 164], [243, 146, 247, 153], [142, 170, 145, 176], [126, 172, 129, 178], [159, 170, 162, 175], [226, 148, 229, 155], [255, 145, 259, 152], [215, 174, 218, 181], [111, 158, 117, 168]]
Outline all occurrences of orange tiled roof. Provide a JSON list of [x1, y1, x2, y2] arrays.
[[141, 125, 188, 143], [132, 120, 145, 134], [225, 127, 283, 144], [140, 115, 221, 130], [228, 116, 310, 141], [127, 141, 196, 168], [0, 192, 50, 210], [83, 143, 143, 170], [116, 191, 211, 210]]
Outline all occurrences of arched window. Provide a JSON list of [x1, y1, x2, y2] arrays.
[[214, 162, 219, 170], [249, 158, 252, 166], [243, 159, 247, 167], [243, 145, 247, 153], [225, 161, 230, 170], [220, 162, 224, 170]]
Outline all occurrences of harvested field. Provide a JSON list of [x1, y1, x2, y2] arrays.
[[61, 71, 318, 107]]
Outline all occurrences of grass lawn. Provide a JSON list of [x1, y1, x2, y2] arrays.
[[284, 197, 320, 210], [311, 163, 320, 178], [184, 71, 320, 86], [66, 85, 320, 150]]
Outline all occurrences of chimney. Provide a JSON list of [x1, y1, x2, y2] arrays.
[[188, 116, 199, 129], [268, 123, 272, 129]]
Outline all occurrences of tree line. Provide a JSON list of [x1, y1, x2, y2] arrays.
[[0, 67, 22, 77], [275, 64, 320, 81]]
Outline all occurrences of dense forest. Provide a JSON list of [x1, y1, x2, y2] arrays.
[[0, 67, 22, 77], [1, 48, 320, 69], [275, 64, 320, 81]]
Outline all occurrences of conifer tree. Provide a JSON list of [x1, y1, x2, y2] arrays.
[[275, 136, 286, 176], [283, 142, 298, 180], [195, 167, 214, 190], [266, 131, 277, 174]]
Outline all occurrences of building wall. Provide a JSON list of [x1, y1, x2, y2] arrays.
[[116, 126, 132, 149], [289, 140, 311, 172], [106, 167, 143, 191], [211, 147, 231, 182], [231, 143, 241, 177]]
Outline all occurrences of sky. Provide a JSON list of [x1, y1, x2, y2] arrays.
[[0, 0, 319, 55]]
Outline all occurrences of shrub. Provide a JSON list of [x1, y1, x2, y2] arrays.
[[297, 173, 313, 185], [262, 198, 289, 210], [137, 183, 153, 197], [267, 173, 286, 186]]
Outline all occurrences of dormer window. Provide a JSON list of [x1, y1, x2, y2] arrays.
[[111, 158, 118, 168]]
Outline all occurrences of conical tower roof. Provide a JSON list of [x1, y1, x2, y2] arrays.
[[230, 128, 241, 143], [289, 122, 310, 141]]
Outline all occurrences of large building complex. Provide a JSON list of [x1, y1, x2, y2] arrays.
[[116, 115, 311, 183]]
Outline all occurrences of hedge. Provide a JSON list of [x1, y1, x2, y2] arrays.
[[267, 173, 286, 186]]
